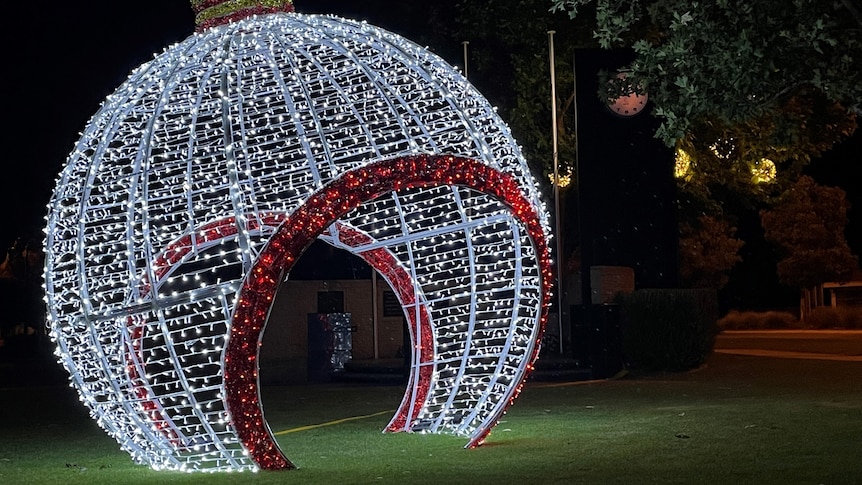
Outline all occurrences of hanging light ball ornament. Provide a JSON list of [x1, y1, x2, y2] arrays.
[[43, 0, 553, 473]]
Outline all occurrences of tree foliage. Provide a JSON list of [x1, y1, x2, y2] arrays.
[[550, 1, 861, 296], [550, 0, 862, 149], [678, 214, 744, 290], [453, 1, 597, 183], [760, 175, 857, 288]]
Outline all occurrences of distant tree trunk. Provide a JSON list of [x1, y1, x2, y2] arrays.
[[799, 285, 826, 322], [800, 287, 811, 322]]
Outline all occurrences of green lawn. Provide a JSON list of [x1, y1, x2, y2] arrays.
[[2, 353, 860, 484]]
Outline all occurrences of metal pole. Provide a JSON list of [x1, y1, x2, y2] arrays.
[[548, 30, 564, 354], [571, 50, 586, 308], [462, 41, 469, 78], [372, 270, 379, 360]]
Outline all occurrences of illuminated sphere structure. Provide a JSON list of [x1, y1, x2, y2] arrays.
[[44, 5, 552, 473]]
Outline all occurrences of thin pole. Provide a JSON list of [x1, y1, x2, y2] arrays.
[[462, 41, 469, 78], [372, 270, 379, 359], [571, 50, 586, 307], [548, 30, 564, 354]]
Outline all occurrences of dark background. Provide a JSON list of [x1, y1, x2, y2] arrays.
[[2, 1, 859, 310], [572, 48, 680, 302], [1, 0, 460, 251]]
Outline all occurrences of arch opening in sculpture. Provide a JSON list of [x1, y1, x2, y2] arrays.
[[224, 154, 551, 469]]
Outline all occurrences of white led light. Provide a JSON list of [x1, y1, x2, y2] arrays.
[[44, 10, 551, 473]]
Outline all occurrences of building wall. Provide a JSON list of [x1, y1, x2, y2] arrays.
[[825, 284, 862, 309], [834, 287, 862, 308], [259, 278, 406, 384], [823, 270, 862, 310]]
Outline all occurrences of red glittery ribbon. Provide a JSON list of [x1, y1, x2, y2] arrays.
[[225, 155, 552, 469], [129, 154, 552, 470]]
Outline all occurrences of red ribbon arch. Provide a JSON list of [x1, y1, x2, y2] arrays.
[[223, 154, 553, 470]]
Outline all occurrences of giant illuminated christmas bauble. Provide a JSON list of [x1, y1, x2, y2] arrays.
[[43, 1, 552, 472]]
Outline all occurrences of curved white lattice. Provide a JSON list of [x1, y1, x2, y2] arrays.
[[44, 12, 552, 472]]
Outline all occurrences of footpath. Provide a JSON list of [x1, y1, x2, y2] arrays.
[[714, 329, 862, 362]]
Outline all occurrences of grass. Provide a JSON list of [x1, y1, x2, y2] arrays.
[[2, 352, 861, 485]]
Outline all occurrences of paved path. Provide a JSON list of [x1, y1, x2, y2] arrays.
[[715, 329, 862, 362]]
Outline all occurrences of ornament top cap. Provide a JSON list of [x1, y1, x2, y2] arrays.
[[192, 0, 295, 32]]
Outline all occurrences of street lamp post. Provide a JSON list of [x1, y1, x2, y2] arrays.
[[548, 30, 564, 354], [462, 40, 469, 78]]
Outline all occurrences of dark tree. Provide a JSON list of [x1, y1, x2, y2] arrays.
[[761, 176, 858, 317]]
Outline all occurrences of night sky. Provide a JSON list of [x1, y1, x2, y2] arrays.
[[3, 0, 860, 280], [1, 0, 455, 251]]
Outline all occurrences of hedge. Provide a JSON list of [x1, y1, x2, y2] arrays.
[[616, 288, 719, 372]]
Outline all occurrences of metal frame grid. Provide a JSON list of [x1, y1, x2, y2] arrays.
[[43, 13, 552, 472]]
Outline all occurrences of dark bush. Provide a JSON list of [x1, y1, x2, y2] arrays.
[[806, 306, 862, 329], [717, 310, 799, 330], [617, 288, 719, 372], [716, 307, 862, 330]]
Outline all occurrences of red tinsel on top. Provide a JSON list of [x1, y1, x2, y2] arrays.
[[192, 0, 295, 32]]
